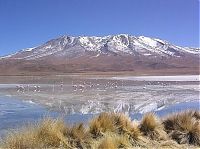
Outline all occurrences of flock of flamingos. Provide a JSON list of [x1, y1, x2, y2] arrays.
[[15, 81, 121, 93], [15, 79, 169, 94]]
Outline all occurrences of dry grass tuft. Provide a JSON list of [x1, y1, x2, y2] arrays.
[[128, 121, 146, 147], [97, 133, 132, 149], [1, 110, 200, 149], [36, 118, 69, 147], [190, 110, 200, 120], [139, 113, 167, 141], [98, 136, 116, 149], [67, 123, 91, 148], [3, 118, 71, 149], [113, 113, 133, 134], [89, 113, 116, 138], [115, 135, 131, 148], [3, 127, 38, 149], [159, 140, 190, 149], [163, 110, 200, 146]]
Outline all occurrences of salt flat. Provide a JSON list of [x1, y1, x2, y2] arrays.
[[112, 75, 200, 81]]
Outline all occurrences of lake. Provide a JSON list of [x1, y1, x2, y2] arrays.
[[0, 75, 199, 138]]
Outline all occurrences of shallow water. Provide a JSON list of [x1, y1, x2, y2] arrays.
[[0, 95, 94, 138], [0, 95, 199, 138], [0, 75, 199, 115], [131, 100, 200, 120], [0, 75, 199, 137]]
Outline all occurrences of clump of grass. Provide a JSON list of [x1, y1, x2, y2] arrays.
[[115, 135, 132, 148], [113, 113, 133, 134], [129, 120, 148, 147], [163, 110, 200, 146], [3, 118, 71, 149], [97, 133, 132, 149], [89, 112, 144, 147], [89, 112, 143, 144], [89, 113, 116, 138], [139, 113, 167, 141], [1, 110, 200, 149], [36, 118, 69, 147], [113, 113, 142, 144], [3, 127, 38, 149], [189, 110, 200, 120], [67, 123, 91, 148], [98, 136, 116, 149], [158, 140, 188, 149]]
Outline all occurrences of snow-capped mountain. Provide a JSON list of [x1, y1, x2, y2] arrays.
[[1, 34, 199, 60], [0, 34, 199, 75]]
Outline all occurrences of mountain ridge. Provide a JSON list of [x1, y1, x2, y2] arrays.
[[0, 34, 199, 75]]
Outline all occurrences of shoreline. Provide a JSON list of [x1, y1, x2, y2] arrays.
[[1, 110, 200, 148]]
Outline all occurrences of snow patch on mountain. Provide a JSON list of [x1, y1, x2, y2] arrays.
[[22, 47, 35, 52], [0, 52, 19, 59], [138, 36, 158, 48], [0, 34, 199, 60]]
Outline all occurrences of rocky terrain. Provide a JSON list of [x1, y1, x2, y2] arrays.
[[0, 34, 199, 75]]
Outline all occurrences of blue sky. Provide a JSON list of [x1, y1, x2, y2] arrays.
[[0, 0, 199, 56]]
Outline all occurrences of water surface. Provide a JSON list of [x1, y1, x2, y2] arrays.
[[0, 95, 199, 138]]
